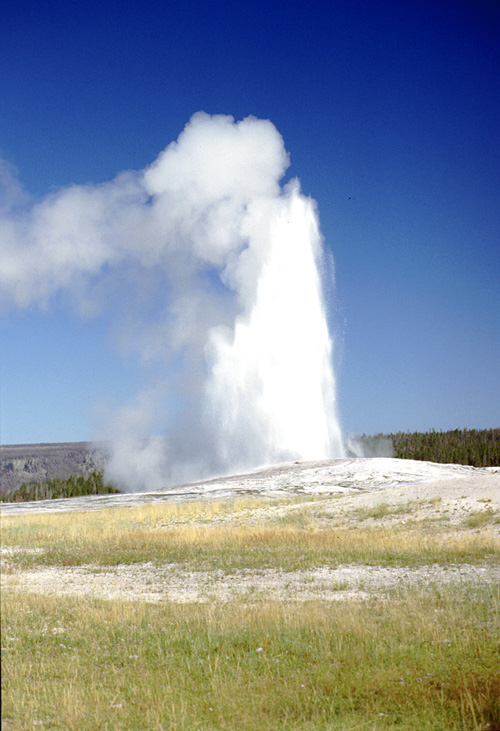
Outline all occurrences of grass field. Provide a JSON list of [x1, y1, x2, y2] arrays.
[[2, 495, 500, 730]]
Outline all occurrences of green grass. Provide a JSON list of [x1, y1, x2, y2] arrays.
[[347, 501, 420, 521], [3, 526, 499, 571], [464, 509, 500, 529], [2, 589, 499, 731]]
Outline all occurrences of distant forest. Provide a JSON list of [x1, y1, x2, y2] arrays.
[[363, 428, 499, 468], [1, 428, 498, 502], [392, 427, 499, 466], [0, 471, 119, 503]]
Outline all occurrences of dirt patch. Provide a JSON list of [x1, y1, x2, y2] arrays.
[[3, 561, 499, 604]]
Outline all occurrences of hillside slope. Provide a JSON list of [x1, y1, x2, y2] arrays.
[[0, 443, 106, 496]]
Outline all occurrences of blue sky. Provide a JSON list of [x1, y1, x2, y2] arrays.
[[1, 0, 499, 446]]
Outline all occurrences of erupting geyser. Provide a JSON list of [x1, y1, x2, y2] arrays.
[[0, 112, 345, 490], [206, 181, 344, 473]]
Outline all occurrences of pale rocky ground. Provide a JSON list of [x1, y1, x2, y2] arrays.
[[1, 459, 499, 603]]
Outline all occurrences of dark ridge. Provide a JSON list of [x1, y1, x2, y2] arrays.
[[0, 442, 107, 496]]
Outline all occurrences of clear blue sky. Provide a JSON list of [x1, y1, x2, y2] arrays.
[[1, 0, 499, 446]]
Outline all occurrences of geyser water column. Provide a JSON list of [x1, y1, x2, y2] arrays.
[[205, 180, 345, 473]]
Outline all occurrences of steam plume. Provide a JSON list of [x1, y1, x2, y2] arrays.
[[0, 113, 345, 489]]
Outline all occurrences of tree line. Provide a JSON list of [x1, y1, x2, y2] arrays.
[[388, 428, 499, 467], [0, 470, 120, 503]]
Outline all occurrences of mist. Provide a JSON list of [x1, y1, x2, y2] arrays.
[[1, 113, 345, 490], [344, 434, 395, 459]]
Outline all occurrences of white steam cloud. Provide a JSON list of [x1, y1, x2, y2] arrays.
[[1, 113, 345, 490]]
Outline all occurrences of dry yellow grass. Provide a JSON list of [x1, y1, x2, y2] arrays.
[[2, 496, 499, 572]]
